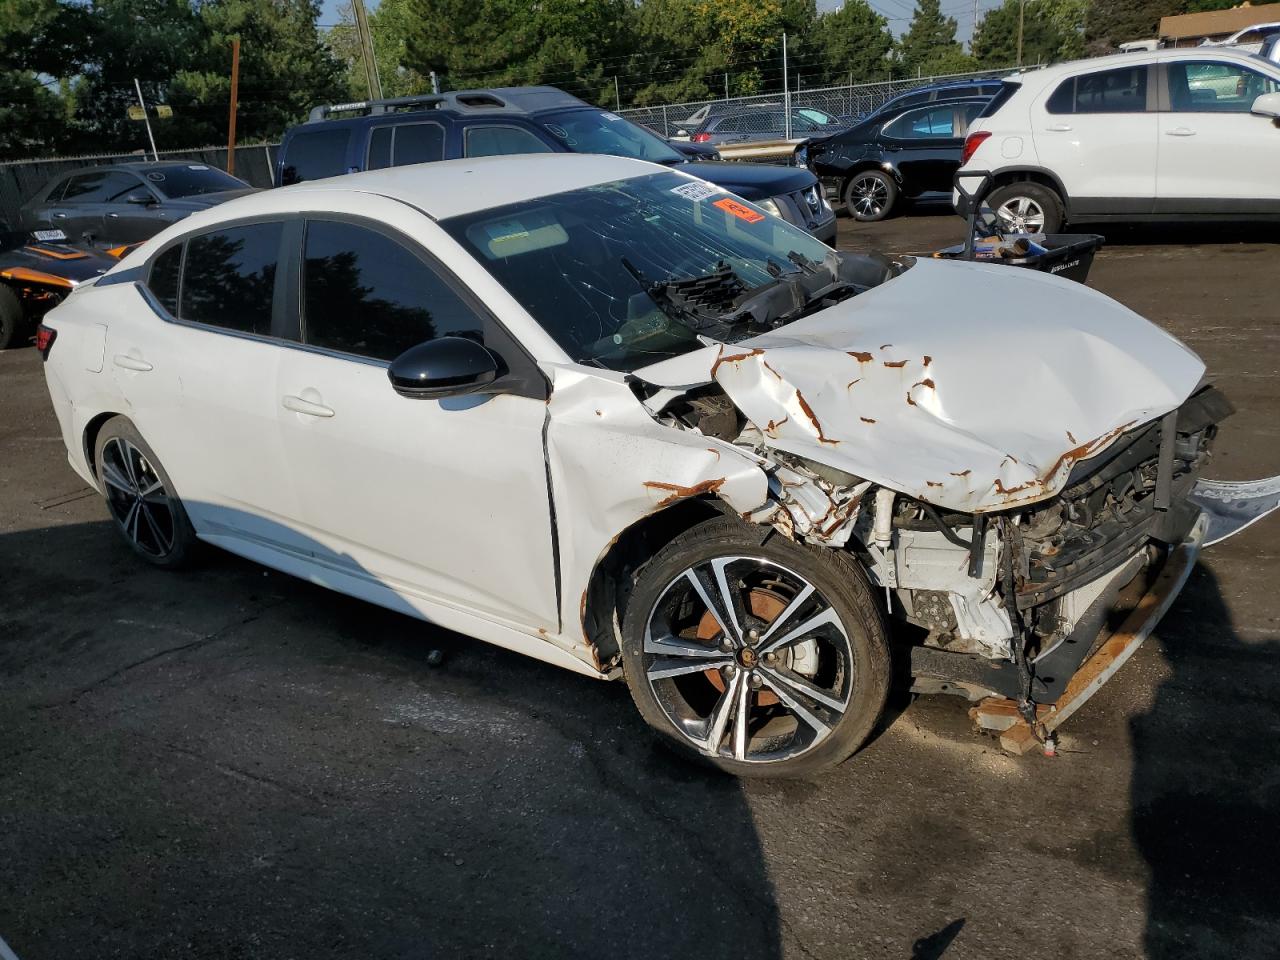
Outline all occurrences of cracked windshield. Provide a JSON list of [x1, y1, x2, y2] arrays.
[[442, 170, 836, 371]]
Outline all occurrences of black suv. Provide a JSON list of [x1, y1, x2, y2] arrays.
[[276, 86, 837, 242]]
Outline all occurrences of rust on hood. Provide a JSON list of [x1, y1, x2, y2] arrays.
[[861, 416, 876, 424], [848, 350, 873, 363], [951, 469, 972, 478], [643, 477, 727, 506], [883, 359, 908, 369], [795, 390, 838, 446], [847, 378, 862, 389], [923, 355, 933, 366], [710, 346, 764, 379], [913, 378, 936, 391]]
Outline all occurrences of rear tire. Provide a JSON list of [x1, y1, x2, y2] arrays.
[[94, 417, 198, 568], [985, 181, 1064, 234], [620, 515, 891, 778], [0, 285, 26, 350], [843, 170, 898, 222]]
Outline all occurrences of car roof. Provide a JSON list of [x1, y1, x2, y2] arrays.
[[298, 86, 591, 126], [1012, 45, 1275, 84], [183, 154, 663, 224], [56, 160, 214, 179]]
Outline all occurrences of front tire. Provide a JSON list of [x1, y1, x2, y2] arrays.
[[94, 417, 198, 568], [985, 181, 1064, 234], [621, 516, 891, 778], [0, 285, 26, 350], [843, 170, 898, 222]]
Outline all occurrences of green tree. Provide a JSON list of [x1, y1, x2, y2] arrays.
[[897, 0, 966, 76], [330, 0, 431, 99], [804, 0, 893, 86], [172, 0, 346, 144], [0, 0, 91, 157], [1085, 0, 1183, 53], [972, 0, 1083, 67]]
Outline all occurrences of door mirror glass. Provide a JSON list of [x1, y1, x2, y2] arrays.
[[1251, 91, 1280, 117], [388, 336, 499, 398], [126, 191, 154, 205]]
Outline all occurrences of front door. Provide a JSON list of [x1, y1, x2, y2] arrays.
[[274, 216, 559, 631], [880, 103, 980, 194], [1156, 57, 1280, 212]]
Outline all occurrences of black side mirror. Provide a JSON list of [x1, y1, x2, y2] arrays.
[[388, 336, 499, 399], [126, 192, 155, 205]]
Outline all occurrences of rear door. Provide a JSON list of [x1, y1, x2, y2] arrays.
[[365, 120, 447, 170], [879, 103, 977, 193], [55, 171, 139, 242], [1031, 63, 1157, 215], [1155, 57, 1280, 213], [102, 172, 162, 242]]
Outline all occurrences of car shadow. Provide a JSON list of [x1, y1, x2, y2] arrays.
[[0, 515, 785, 959], [1131, 562, 1280, 958]]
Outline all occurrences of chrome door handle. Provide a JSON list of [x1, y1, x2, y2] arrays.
[[53, 212, 68, 219], [108, 212, 120, 219], [1166, 127, 1196, 137], [112, 354, 153, 372], [1045, 124, 1073, 132], [282, 395, 335, 418]]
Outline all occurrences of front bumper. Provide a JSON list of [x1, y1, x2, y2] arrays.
[[970, 474, 1280, 752]]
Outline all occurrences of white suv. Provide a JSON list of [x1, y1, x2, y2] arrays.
[[956, 48, 1280, 232]]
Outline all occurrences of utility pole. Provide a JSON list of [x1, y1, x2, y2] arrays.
[[352, 0, 383, 100], [430, 70, 440, 94], [724, 72, 729, 100], [782, 32, 791, 141], [226, 38, 240, 176], [614, 75, 621, 111], [1016, 0, 1026, 67], [972, 0, 979, 53], [133, 78, 158, 161]]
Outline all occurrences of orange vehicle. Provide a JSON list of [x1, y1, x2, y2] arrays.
[[0, 230, 135, 349]]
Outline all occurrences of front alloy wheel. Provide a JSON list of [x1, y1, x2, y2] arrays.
[[622, 517, 890, 777], [844, 171, 897, 222]]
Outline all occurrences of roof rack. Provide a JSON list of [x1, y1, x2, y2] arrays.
[[305, 87, 584, 123]]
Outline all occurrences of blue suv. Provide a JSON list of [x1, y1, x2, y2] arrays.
[[276, 86, 837, 243]]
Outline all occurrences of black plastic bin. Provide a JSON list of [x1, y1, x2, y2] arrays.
[[934, 233, 1105, 284]]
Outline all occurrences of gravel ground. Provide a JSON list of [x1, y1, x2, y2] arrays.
[[1, 208, 1277, 959]]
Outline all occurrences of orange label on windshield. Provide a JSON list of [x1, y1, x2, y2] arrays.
[[713, 197, 765, 223]]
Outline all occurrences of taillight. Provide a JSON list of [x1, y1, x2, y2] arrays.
[[961, 130, 991, 167], [36, 324, 56, 360], [691, 132, 712, 143]]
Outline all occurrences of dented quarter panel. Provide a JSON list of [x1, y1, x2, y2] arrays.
[[635, 258, 1206, 513], [543, 364, 771, 659]]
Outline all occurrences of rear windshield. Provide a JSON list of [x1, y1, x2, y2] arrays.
[[978, 81, 1021, 119], [145, 165, 245, 198]]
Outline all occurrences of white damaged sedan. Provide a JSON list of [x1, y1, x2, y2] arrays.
[[38, 155, 1279, 776]]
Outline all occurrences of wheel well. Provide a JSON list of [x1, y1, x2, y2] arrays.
[[988, 169, 1067, 208], [580, 497, 729, 671], [842, 162, 900, 194], [83, 411, 125, 479]]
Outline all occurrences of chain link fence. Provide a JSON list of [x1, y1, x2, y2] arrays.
[[618, 68, 1018, 140]]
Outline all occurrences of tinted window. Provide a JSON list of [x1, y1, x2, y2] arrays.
[[464, 125, 554, 158], [302, 220, 482, 361], [280, 128, 350, 184], [1169, 60, 1280, 112], [1047, 66, 1147, 114], [149, 244, 182, 315], [883, 104, 959, 138], [368, 126, 393, 170], [539, 108, 684, 163], [61, 171, 143, 203], [393, 123, 446, 165], [180, 222, 281, 335], [144, 165, 244, 198]]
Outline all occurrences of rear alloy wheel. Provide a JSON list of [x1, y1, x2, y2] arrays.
[[844, 170, 898, 222], [0, 285, 25, 350], [985, 181, 1064, 234], [621, 516, 890, 778], [94, 417, 197, 568]]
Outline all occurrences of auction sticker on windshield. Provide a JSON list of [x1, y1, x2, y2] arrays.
[[713, 197, 765, 223], [671, 181, 719, 202]]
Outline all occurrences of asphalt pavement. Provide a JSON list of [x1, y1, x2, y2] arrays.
[[1, 208, 1277, 959]]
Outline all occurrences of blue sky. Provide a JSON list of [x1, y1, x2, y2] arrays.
[[320, 0, 1005, 48]]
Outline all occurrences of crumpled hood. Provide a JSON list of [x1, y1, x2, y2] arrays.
[[634, 257, 1205, 513]]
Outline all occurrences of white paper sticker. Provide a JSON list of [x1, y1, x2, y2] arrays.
[[670, 181, 719, 202], [33, 229, 67, 241], [601, 112, 622, 122], [187, 164, 209, 170]]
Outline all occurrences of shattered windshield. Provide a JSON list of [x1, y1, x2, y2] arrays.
[[440, 171, 840, 371]]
